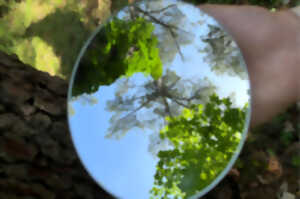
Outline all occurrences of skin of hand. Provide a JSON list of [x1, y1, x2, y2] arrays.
[[198, 5, 300, 128]]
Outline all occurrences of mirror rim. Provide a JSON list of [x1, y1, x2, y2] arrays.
[[67, 3, 253, 198]]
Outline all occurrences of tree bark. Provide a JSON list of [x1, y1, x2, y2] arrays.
[[0, 51, 239, 199], [0, 51, 113, 199]]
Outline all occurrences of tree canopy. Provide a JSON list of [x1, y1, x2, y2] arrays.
[[150, 94, 248, 199], [200, 24, 248, 80], [72, 17, 163, 96], [105, 69, 216, 139]]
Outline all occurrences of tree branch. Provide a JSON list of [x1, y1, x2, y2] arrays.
[[117, 97, 152, 123], [166, 76, 180, 90], [148, 4, 177, 14], [169, 29, 184, 61], [170, 97, 190, 109], [133, 6, 185, 60], [162, 97, 173, 117]]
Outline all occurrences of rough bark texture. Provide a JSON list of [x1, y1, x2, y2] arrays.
[[0, 51, 114, 199], [0, 51, 239, 199]]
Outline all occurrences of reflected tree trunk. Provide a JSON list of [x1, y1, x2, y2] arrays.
[[0, 51, 238, 199]]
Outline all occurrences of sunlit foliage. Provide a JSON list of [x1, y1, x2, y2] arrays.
[[72, 17, 163, 96], [150, 94, 248, 199], [0, 0, 110, 78]]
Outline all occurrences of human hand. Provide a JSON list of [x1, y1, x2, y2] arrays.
[[199, 4, 300, 128]]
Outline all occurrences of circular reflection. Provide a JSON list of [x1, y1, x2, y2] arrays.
[[68, 0, 251, 199]]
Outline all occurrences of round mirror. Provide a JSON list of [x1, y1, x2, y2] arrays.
[[68, 0, 251, 198]]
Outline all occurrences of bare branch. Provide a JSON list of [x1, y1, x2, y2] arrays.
[[169, 29, 184, 61], [170, 97, 190, 109], [128, 5, 138, 20], [117, 98, 152, 123], [162, 97, 173, 117], [133, 6, 185, 60], [166, 76, 180, 90], [172, 86, 210, 103], [134, 6, 179, 30], [148, 4, 177, 14]]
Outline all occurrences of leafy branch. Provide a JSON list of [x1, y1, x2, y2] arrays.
[[132, 5, 185, 60]]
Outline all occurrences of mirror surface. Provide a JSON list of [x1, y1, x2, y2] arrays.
[[68, 0, 251, 198]]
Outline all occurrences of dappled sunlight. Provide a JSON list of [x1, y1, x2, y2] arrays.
[[94, 0, 111, 24], [31, 37, 61, 76], [24, 8, 91, 79], [14, 38, 36, 67], [0, 0, 111, 79], [14, 36, 61, 77], [23, 1, 58, 23], [1, 0, 59, 34], [79, 0, 111, 27], [0, 0, 60, 54]]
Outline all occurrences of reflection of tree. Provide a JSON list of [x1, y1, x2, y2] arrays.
[[72, 17, 163, 96], [131, 3, 195, 63], [201, 24, 247, 80], [105, 69, 216, 139], [150, 94, 248, 199], [72, 2, 195, 97]]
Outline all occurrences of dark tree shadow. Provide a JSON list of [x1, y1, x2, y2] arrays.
[[24, 8, 92, 79]]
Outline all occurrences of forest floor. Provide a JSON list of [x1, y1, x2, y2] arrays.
[[227, 104, 300, 199]]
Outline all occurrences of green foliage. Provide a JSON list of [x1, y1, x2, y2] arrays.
[[24, 8, 91, 78], [279, 131, 294, 146], [73, 17, 163, 96], [150, 94, 248, 199], [106, 17, 162, 79], [0, 0, 110, 78], [0, 0, 12, 17]]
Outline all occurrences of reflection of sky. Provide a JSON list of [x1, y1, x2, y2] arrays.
[[69, 1, 250, 199], [71, 75, 160, 199], [71, 94, 157, 198], [169, 3, 248, 108]]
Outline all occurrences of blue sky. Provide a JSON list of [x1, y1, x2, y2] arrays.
[[69, 1, 250, 199]]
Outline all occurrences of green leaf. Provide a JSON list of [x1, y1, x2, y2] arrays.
[[73, 17, 163, 96], [151, 93, 248, 198]]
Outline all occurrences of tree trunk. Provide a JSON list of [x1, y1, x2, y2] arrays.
[[0, 51, 238, 199], [0, 51, 113, 199]]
